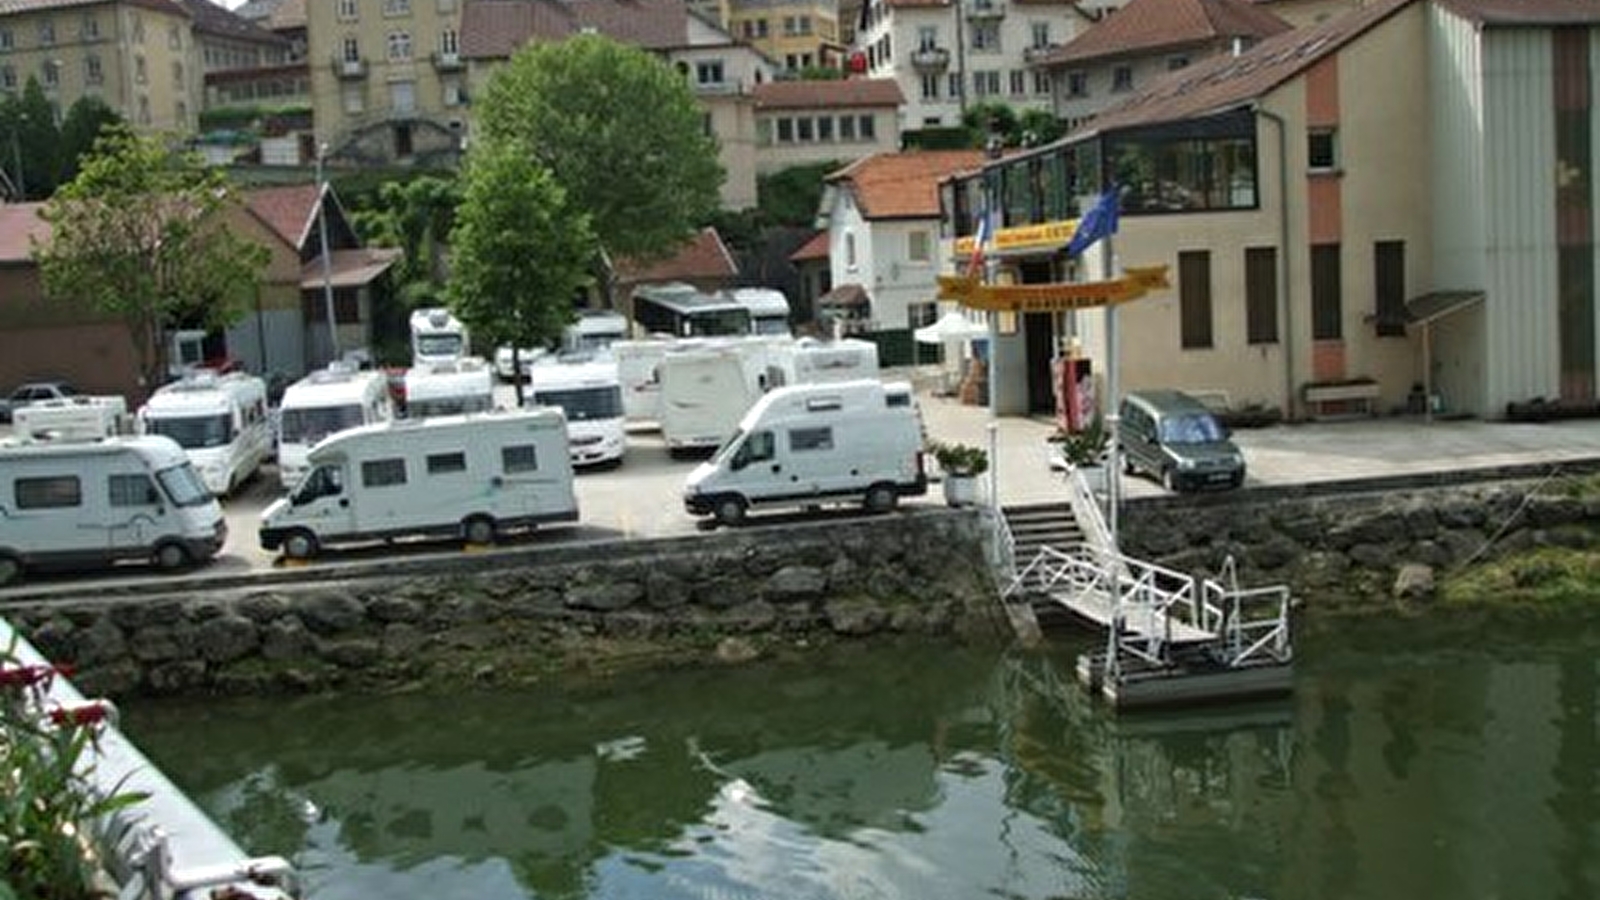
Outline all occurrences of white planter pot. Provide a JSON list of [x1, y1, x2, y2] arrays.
[[943, 474, 978, 507], [1071, 463, 1108, 495]]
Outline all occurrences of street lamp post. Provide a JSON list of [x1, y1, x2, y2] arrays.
[[10, 112, 26, 201], [314, 142, 339, 363]]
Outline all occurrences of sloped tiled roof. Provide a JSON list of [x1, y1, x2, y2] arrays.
[[754, 78, 904, 110], [789, 230, 830, 262], [173, 0, 288, 44], [828, 150, 987, 219], [1433, 0, 1600, 25], [1081, 0, 1413, 136], [0, 0, 188, 15], [243, 183, 321, 250], [0, 203, 49, 264], [461, 0, 688, 59], [614, 227, 739, 282], [1043, 0, 1292, 66]]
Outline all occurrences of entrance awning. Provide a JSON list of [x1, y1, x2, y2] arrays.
[[1406, 290, 1484, 326], [300, 247, 402, 290]]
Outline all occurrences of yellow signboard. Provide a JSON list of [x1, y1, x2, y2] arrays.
[[953, 219, 1080, 256], [936, 265, 1172, 312]]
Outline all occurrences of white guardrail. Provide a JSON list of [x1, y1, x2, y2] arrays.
[[1, 617, 300, 900]]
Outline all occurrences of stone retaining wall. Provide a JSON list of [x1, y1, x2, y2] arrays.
[[5, 511, 1004, 699]]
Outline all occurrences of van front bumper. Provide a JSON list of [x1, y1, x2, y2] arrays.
[[684, 492, 715, 516], [187, 519, 228, 560]]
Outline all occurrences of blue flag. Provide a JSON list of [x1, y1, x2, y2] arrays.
[[1065, 186, 1120, 258]]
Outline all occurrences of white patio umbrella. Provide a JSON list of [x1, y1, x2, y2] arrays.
[[915, 311, 988, 344]]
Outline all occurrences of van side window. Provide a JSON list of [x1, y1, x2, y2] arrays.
[[502, 444, 538, 473], [109, 474, 160, 507], [790, 426, 833, 452], [427, 451, 467, 474], [361, 458, 407, 487], [886, 392, 911, 408], [16, 475, 81, 509]]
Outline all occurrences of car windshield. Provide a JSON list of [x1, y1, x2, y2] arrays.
[[1160, 414, 1226, 444], [156, 464, 212, 507], [146, 414, 231, 449], [416, 334, 464, 357], [533, 387, 622, 421], [280, 404, 365, 444]]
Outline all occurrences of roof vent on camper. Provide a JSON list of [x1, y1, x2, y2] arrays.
[[427, 309, 451, 328]]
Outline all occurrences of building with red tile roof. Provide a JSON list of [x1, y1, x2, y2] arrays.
[[612, 227, 741, 297], [752, 78, 905, 174]]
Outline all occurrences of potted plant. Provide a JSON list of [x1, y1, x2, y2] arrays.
[[1047, 415, 1110, 490], [928, 440, 988, 507]]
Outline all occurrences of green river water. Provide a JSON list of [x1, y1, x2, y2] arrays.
[[120, 615, 1600, 900]]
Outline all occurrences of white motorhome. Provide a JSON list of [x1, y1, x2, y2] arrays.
[[765, 337, 880, 389], [403, 357, 494, 419], [528, 355, 626, 467], [729, 288, 792, 336], [410, 307, 470, 365], [258, 408, 578, 559], [563, 310, 629, 354], [493, 346, 548, 382], [12, 396, 130, 442], [611, 337, 688, 428], [657, 342, 764, 457], [0, 435, 227, 584], [276, 363, 396, 488], [684, 380, 927, 525], [136, 371, 271, 496]]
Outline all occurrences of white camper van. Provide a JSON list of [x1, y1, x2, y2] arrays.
[[410, 307, 470, 365], [0, 435, 227, 584], [611, 338, 674, 427], [12, 396, 130, 442], [729, 288, 792, 336], [658, 342, 764, 457], [563, 310, 629, 354], [276, 363, 396, 488], [258, 408, 578, 559], [766, 337, 880, 389], [403, 357, 494, 418], [683, 380, 927, 525], [528, 356, 626, 467], [136, 371, 270, 496]]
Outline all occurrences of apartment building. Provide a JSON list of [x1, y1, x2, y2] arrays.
[[172, 0, 303, 118], [853, 0, 1095, 133], [1036, 0, 1292, 132], [0, 0, 199, 132], [719, 0, 845, 74], [305, 0, 469, 167], [752, 77, 903, 173]]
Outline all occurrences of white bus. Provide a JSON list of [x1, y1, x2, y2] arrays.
[[0, 435, 227, 584], [137, 371, 271, 496], [630, 283, 751, 339], [276, 363, 396, 488], [259, 408, 578, 559], [729, 288, 792, 336], [410, 307, 470, 365], [564, 310, 629, 354], [528, 355, 626, 467], [403, 357, 494, 418]]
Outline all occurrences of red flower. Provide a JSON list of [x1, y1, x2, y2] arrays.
[[49, 702, 112, 728]]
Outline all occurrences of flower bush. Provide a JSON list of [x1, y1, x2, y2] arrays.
[[1048, 415, 1110, 467], [928, 440, 989, 477]]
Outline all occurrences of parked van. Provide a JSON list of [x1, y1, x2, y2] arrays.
[[258, 408, 578, 559], [563, 310, 629, 354], [0, 435, 227, 585], [410, 307, 469, 366], [1118, 389, 1246, 492], [658, 342, 764, 457], [611, 337, 676, 427], [683, 379, 927, 525], [765, 337, 879, 389], [403, 357, 494, 418], [13, 396, 130, 442], [528, 355, 626, 467], [728, 288, 792, 337], [137, 371, 271, 496], [276, 363, 396, 488]]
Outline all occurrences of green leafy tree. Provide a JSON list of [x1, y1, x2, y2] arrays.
[[1018, 109, 1066, 147], [962, 102, 1021, 151], [476, 33, 724, 264], [56, 96, 123, 186], [756, 161, 839, 227], [348, 174, 460, 306], [0, 80, 62, 200], [448, 137, 597, 405], [34, 126, 270, 392]]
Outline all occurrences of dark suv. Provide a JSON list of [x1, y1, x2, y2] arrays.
[[0, 381, 79, 424], [1118, 389, 1246, 492]]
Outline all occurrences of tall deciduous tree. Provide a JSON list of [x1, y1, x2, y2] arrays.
[[56, 96, 124, 186], [448, 137, 597, 405], [475, 34, 724, 265], [34, 127, 270, 392], [348, 174, 460, 306]]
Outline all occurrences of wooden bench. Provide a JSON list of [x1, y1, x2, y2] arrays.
[[1302, 381, 1380, 419]]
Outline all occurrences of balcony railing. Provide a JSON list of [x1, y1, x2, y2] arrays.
[[693, 78, 747, 95], [911, 47, 950, 70], [332, 56, 367, 79], [1022, 45, 1055, 64], [966, 0, 1005, 19], [431, 50, 463, 71]]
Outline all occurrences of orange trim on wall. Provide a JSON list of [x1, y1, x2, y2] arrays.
[[1308, 176, 1342, 243], [1305, 56, 1339, 128], [1311, 340, 1346, 382]]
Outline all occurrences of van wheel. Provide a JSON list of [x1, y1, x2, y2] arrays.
[[463, 516, 497, 546], [153, 542, 189, 571], [714, 496, 747, 526], [0, 555, 21, 586], [283, 529, 320, 560], [863, 484, 898, 513]]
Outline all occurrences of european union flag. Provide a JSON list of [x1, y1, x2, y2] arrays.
[[1065, 186, 1120, 258]]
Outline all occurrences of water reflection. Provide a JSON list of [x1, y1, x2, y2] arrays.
[[122, 622, 1600, 900]]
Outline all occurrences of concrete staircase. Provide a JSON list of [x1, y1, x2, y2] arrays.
[[1003, 501, 1085, 561]]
